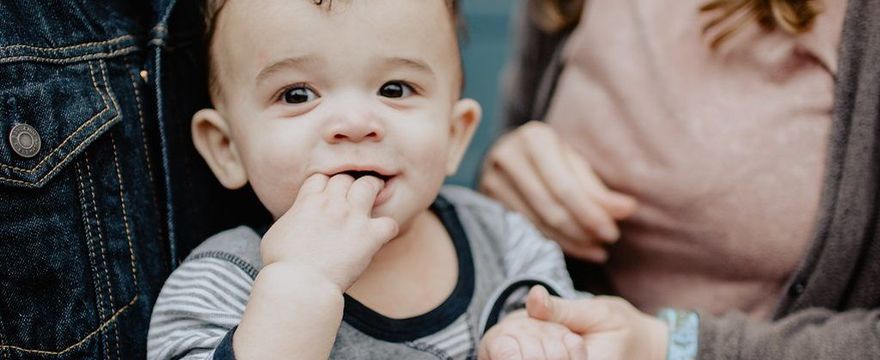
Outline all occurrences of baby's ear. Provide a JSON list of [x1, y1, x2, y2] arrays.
[[191, 109, 248, 189], [446, 98, 482, 176]]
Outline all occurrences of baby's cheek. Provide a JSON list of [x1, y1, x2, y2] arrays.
[[249, 170, 301, 219]]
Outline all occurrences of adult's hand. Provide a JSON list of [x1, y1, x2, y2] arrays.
[[480, 121, 637, 263], [526, 286, 668, 360]]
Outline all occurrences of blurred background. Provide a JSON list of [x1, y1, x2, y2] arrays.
[[446, 0, 520, 188]]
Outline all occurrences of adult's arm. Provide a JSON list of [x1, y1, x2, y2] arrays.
[[699, 308, 880, 359], [526, 290, 880, 360]]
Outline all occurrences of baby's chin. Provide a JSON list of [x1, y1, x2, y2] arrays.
[[371, 203, 433, 237]]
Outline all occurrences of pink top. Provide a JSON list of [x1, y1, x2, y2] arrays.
[[545, 0, 846, 317]]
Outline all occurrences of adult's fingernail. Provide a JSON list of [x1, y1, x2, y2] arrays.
[[590, 250, 609, 263], [598, 226, 619, 241], [537, 286, 550, 309]]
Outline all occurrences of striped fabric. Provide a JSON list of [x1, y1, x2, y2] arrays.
[[148, 189, 579, 360], [407, 316, 475, 359], [148, 257, 251, 360]]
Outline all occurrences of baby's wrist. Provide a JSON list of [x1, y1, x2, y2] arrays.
[[258, 261, 345, 296]]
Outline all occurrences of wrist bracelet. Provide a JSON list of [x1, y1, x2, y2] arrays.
[[657, 308, 699, 360]]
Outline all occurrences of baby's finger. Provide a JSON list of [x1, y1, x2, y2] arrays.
[[348, 176, 384, 212], [563, 333, 587, 360], [325, 173, 355, 198], [368, 217, 399, 245], [514, 335, 544, 360], [486, 335, 522, 360], [541, 337, 570, 360], [296, 173, 329, 201]]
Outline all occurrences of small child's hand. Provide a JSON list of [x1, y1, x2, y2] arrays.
[[478, 309, 587, 360], [260, 173, 399, 291]]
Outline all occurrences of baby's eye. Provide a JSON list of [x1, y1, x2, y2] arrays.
[[378, 81, 414, 98], [282, 86, 319, 104]]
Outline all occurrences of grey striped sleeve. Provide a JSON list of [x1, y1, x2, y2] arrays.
[[147, 256, 254, 360], [500, 211, 583, 299], [409, 316, 474, 359]]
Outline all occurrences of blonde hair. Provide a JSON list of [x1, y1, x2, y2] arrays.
[[529, 0, 821, 48], [701, 0, 821, 48], [528, 0, 585, 33]]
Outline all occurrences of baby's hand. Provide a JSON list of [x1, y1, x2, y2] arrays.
[[260, 173, 399, 291], [479, 309, 587, 360]]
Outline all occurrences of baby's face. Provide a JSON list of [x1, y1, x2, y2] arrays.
[[204, 0, 479, 227]]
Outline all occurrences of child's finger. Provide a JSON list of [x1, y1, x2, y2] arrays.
[[485, 335, 522, 360], [513, 335, 544, 360], [325, 173, 355, 198], [541, 337, 570, 360], [348, 176, 384, 211], [368, 217, 399, 244], [563, 333, 587, 360], [296, 173, 329, 201]]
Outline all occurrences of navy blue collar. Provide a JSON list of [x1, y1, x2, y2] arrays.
[[341, 194, 476, 343]]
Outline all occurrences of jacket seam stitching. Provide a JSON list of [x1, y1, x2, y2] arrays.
[[0, 296, 138, 355], [76, 160, 110, 356], [0, 35, 134, 53], [83, 153, 117, 360]]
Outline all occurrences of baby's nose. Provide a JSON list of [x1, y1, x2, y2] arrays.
[[323, 112, 385, 143]]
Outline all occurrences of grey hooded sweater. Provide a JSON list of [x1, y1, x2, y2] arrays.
[[502, 0, 880, 358]]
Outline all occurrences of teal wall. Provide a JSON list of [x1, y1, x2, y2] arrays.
[[446, 0, 519, 188]]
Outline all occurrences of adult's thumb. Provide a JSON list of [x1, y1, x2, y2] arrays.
[[525, 286, 606, 334]]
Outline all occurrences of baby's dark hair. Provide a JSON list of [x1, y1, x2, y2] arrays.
[[201, 0, 464, 99]]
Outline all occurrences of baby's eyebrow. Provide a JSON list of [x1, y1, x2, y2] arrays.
[[255, 55, 321, 84], [383, 57, 435, 77]]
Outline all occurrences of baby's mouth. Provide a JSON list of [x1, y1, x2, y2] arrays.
[[339, 170, 393, 182]]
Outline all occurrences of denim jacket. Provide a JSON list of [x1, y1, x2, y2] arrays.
[[0, 1, 265, 359]]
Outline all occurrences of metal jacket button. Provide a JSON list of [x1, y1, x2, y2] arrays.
[[9, 123, 41, 158], [789, 280, 807, 297]]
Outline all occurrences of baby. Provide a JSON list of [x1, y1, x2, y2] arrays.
[[147, 0, 589, 359]]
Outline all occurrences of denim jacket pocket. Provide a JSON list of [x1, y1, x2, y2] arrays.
[[0, 37, 142, 358], [0, 37, 136, 188]]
